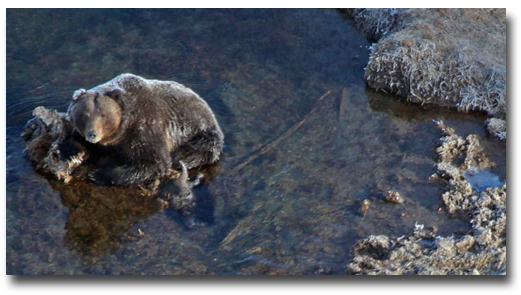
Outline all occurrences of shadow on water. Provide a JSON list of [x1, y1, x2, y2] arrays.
[[6, 8, 506, 275]]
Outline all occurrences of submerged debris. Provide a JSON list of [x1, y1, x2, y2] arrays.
[[231, 90, 331, 173], [358, 199, 371, 225], [360, 199, 371, 213], [383, 191, 404, 204]]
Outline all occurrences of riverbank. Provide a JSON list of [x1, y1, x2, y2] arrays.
[[347, 120, 506, 275], [344, 8, 506, 140]]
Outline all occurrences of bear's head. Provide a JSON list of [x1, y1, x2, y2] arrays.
[[68, 88, 123, 145]]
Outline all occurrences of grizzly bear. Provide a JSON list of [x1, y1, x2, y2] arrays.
[[60, 73, 224, 186]]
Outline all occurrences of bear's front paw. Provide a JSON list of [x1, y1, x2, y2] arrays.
[[59, 151, 86, 167]]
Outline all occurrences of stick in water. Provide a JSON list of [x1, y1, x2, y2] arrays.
[[231, 90, 332, 173], [339, 87, 348, 120]]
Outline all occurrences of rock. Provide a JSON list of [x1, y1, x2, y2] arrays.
[[383, 190, 404, 204]]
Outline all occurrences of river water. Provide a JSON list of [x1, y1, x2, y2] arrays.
[[6, 8, 506, 275]]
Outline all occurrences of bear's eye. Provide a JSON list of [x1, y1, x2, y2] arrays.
[[101, 114, 106, 118]]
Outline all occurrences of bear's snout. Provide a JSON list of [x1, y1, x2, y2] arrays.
[[86, 130, 99, 143]]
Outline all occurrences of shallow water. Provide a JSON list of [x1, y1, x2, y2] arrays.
[[6, 9, 506, 275], [464, 169, 504, 192]]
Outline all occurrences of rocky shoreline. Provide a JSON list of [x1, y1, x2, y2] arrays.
[[346, 120, 506, 275], [343, 8, 506, 141]]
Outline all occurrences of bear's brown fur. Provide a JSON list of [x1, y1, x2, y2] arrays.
[[68, 88, 122, 145], [61, 73, 224, 186]]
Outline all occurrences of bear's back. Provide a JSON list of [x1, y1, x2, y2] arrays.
[[144, 77, 221, 133], [92, 73, 222, 145]]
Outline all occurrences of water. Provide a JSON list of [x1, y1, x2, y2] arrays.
[[6, 9, 506, 275], [464, 168, 504, 192]]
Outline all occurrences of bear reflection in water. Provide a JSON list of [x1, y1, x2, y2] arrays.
[[48, 162, 218, 257], [50, 180, 161, 256]]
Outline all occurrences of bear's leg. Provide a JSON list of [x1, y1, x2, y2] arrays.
[[89, 163, 167, 187], [89, 139, 172, 186], [171, 130, 223, 170]]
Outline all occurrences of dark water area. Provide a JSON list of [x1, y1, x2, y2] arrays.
[[6, 9, 506, 275]]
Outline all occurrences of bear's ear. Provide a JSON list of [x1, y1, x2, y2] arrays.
[[105, 88, 124, 102], [72, 89, 86, 101]]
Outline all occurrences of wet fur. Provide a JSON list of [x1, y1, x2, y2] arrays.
[[62, 73, 224, 186], [158, 161, 203, 216]]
